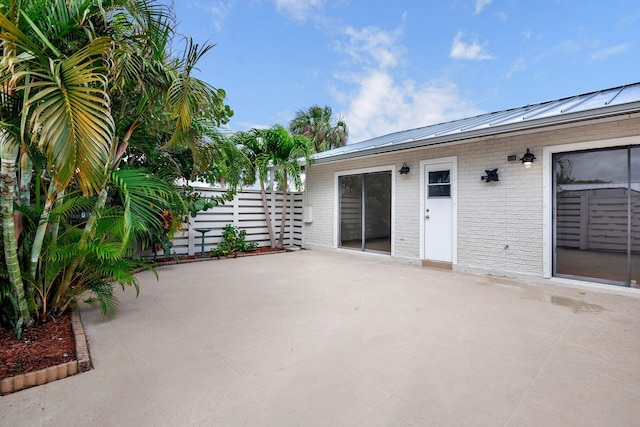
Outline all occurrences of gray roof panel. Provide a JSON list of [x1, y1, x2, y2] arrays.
[[312, 82, 640, 163]]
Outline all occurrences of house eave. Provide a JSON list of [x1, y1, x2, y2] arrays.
[[310, 102, 640, 165]]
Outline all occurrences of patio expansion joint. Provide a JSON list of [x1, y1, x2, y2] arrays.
[[188, 374, 296, 426], [502, 310, 579, 426], [345, 391, 398, 427]]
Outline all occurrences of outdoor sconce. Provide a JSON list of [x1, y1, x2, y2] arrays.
[[520, 148, 536, 167], [481, 169, 499, 182], [399, 163, 410, 175]]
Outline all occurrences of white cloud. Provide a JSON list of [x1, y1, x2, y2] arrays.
[[336, 26, 404, 69], [590, 43, 629, 61], [343, 75, 483, 143], [474, 0, 492, 14], [496, 11, 508, 21], [331, 26, 482, 143], [506, 57, 526, 78], [272, 0, 324, 23], [535, 38, 591, 62], [193, 1, 235, 32], [450, 32, 494, 60]]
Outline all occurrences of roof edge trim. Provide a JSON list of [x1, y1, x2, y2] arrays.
[[311, 102, 640, 165]]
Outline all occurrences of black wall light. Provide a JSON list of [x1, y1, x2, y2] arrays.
[[481, 168, 499, 182], [520, 148, 536, 166], [399, 163, 410, 174]]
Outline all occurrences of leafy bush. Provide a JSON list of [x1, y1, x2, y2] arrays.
[[210, 225, 257, 257]]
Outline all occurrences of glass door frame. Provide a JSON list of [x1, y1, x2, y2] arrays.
[[543, 136, 640, 286], [334, 165, 395, 255]]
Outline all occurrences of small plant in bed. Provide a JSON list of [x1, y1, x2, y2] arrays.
[[210, 225, 258, 257]]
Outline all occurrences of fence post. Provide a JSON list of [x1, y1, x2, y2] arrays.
[[187, 214, 196, 256], [301, 190, 306, 249], [270, 189, 277, 236], [288, 191, 294, 247], [233, 192, 240, 227]]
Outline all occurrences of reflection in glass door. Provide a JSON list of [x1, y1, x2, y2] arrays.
[[339, 171, 391, 254], [553, 146, 639, 286], [632, 147, 640, 287], [339, 175, 362, 250]]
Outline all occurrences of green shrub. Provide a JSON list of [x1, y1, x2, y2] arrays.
[[210, 225, 258, 257]]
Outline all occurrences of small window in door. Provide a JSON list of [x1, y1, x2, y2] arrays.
[[428, 170, 450, 198]]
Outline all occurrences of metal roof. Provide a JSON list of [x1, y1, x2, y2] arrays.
[[312, 82, 640, 164]]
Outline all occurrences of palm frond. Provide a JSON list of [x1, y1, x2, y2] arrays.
[[109, 168, 181, 245], [19, 37, 114, 194], [49, 192, 97, 221], [83, 280, 120, 317], [164, 38, 231, 148], [0, 8, 43, 60]]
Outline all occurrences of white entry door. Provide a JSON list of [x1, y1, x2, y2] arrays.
[[424, 162, 454, 263]]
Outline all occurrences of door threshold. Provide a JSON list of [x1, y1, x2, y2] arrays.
[[421, 260, 453, 270]]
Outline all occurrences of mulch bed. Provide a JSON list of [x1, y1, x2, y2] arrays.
[[0, 311, 76, 381]]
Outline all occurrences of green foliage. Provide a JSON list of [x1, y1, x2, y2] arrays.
[[210, 225, 257, 257], [157, 234, 177, 261], [289, 105, 348, 153], [39, 230, 152, 319], [30, 185, 160, 319], [0, 0, 237, 336], [182, 188, 221, 218]]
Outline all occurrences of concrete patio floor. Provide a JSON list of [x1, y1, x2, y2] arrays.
[[2, 250, 640, 426]]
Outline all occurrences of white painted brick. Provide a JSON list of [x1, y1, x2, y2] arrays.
[[304, 116, 640, 277]]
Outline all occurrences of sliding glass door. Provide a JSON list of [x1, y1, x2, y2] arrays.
[[553, 146, 640, 286], [339, 171, 391, 254], [631, 147, 640, 286]]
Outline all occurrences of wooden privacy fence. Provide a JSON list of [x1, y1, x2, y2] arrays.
[[557, 188, 640, 253], [149, 187, 304, 257]]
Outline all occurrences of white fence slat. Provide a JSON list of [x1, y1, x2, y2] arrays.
[[144, 188, 304, 257], [557, 190, 640, 253]]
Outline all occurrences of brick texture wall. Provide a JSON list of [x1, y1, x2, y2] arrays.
[[304, 115, 640, 277]]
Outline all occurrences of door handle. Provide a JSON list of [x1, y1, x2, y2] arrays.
[[425, 215, 430, 219]]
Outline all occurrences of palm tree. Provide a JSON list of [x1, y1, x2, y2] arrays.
[[289, 105, 348, 153], [260, 125, 310, 249], [0, 0, 234, 331], [57, 10, 234, 306], [236, 129, 278, 248]]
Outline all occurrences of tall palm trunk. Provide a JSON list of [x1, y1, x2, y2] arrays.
[[259, 180, 277, 248], [19, 151, 32, 207], [0, 130, 32, 326], [28, 180, 58, 279], [276, 171, 288, 249], [15, 151, 32, 243], [48, 189, 65, 244]]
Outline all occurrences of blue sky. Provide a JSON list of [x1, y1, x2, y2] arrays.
[[172, 1, 640, 143]]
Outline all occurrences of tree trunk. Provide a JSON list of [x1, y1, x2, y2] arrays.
[[19, 151, 32, 207], [260, 181, 277, 248], [276, 171, 288, 249], [48, 189, 65, 244], [28, 180, 58, 280], [0, 131, 32, 327], [14, 151, 32, 243]]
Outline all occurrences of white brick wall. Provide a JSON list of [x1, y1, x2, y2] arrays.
[[304, 116, 640, 277]]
